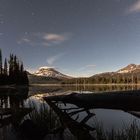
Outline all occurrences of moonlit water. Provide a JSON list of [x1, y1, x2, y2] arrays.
[[0, 85, 140, 140]]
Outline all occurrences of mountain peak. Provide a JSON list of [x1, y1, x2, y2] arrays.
[[34, 66, 72, 79], [117, 64, 140, 74]]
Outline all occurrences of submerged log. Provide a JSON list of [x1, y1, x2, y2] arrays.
[[47, 100, 95, 140], [44, 90, 140, 111]]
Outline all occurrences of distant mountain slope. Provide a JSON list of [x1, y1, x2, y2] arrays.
[[91, 64, 140, 78], [117, 64, 140, 74], [28, 64, 140, 84], [74, 64, 140, 85], [34, 67, 72, 79], [28, 67, 73, 84]]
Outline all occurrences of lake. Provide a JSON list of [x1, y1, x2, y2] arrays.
[[0, 85, 140, 140]]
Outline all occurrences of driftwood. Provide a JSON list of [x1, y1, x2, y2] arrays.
[[47, 101, 95, 140], [43, 90, 140, 139], [44, 90, 140, 111]]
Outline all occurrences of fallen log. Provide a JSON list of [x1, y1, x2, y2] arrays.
[[46, 100, 95, 140], [44, 90, 140, 111]]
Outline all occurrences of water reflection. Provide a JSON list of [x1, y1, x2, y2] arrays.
[[0, 87, 31, 140], [43, 89, 140, 139], [29, 84, 140, 95], [0, 85, 140, 140]]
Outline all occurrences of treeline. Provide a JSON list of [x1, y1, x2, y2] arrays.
[[61, 74, 139, 85], [0, 49, 28, 85]]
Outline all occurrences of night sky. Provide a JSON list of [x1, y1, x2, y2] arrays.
[[1, 0, 140, 77]]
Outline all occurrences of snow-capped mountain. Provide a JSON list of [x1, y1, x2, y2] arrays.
[[33, 67, 72, 79], [117, 64, 140, 74], [91, 64, 140, 78]]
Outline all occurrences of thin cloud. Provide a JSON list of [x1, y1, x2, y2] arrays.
[[46, 53, 65, 66], [43, 34, 66, 42], [128, 0, 140, 13], [18, 32, 70, 47], [18, 38, 31, 44]]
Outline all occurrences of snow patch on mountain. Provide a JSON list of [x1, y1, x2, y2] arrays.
[[117, 64, 140, 74], [33, 67, 72, 79]]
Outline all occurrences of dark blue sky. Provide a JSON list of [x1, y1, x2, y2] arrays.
[[1, 0, 140, 76]]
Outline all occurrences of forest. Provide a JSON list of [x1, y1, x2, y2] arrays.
[[61, 73, 139, 85], [0, 49, 28, 85]]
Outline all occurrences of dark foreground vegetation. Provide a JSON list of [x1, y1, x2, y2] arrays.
[[27, 101, 140, 140], [0, 49, 28, 85], [95, 121, 140, 140], [43, 90, 140, 140]]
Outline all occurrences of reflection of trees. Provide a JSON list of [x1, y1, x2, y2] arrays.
[[0, 87, 28, 109], [29, 85, 140, 97], [0, 87, 30, 140]]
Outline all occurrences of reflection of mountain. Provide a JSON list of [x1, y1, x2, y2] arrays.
[[29, 85, 71, 96], [28, 85, 140, 97]]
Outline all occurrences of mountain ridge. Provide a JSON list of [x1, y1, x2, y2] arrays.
[[91, 64, 140, 77], [33, 67, 72, 79], [117, 64, 140, 74], [28, 64, 140, 78], [28, 64, 140, 84]]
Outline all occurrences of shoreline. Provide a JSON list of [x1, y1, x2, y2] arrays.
[[0, 83, 140, 88], [29, 83, 140, 86]]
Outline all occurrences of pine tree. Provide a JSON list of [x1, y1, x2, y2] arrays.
[[0, 49, 2, 74], [0, 50, 29, 85], [9, 54, 14, 76], [20, 62, 24, 73], [4, 58, 8, 75]]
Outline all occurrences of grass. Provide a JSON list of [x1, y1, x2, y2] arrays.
[[24, 101, 61, 133], [95, 120, 140, 140], [24, 100, 140, 140]]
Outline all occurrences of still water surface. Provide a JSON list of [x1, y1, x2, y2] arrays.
[[0, 85, 140, 140]]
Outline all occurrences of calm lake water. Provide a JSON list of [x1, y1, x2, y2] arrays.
[[0, 85, 140, 140]]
